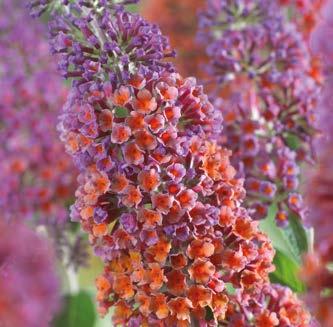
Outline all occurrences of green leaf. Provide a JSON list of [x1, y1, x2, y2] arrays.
[[285, 133, 300, 150], [114, 106, 129, 118], [225, 282, 236, 295], [270, 249, 306, 293], [52, 291, 96, 327], [260, 205, 309, 264], [283, 214, 309, 259], [260, 205, 298, 262], [205, 306, 215, 321]]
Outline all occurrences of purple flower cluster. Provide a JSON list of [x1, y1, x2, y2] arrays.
[[198, 0, 320, 227], [0, 0, 88, 269], [42, 0, 175, 86], [0, 219, 59, 327]]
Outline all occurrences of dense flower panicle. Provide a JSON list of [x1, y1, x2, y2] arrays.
[[0, 220, 59, 327], [141, 0, 206, 78], [34, 1, 310, 325], [301, 3, 333, 325], [60, 70, 276, 325], [0, 0, 88, 269], [198, 0, 320, 227]]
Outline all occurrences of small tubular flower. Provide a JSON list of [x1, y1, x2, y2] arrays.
[[198, 0, 321, 227]]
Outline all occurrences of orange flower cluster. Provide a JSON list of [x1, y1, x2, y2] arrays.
[[62, 71, 278, 325], [32, 1, 311, 325], [141, 0, 206, 78]]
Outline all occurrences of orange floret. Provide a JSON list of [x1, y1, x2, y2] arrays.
[[122, 185, 143, 208], [112, 300, 132, 325], [146, 263, 166, 291], [126, 112, 145, 132], [123, 142, 144, 165], [150, 294, 169, 319], [111, 86, 131, 106], [188, 259, 216, 284], [187, 285, 212, 308], [92, 223, 108, 237], [146, 238, 171, 263], [135, 129, 157, 150], [166, 270, 187, 296], [170, 253, 187, 269], [168, 297, 193, 322], [99, 109, 113, 132], [135, 292, 151, 317], [110, 172, 129, 193], [113, 274, 135, 300], [137, 169, 161, 192], [133, 89, 157, 114], [187, 239, 215, 259], [111, 123, 131, 144], [138, 208, 163, 228]]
